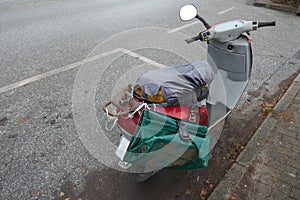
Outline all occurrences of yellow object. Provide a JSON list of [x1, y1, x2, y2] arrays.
[[134, 85, 165, 103], [147, 87, 164, 103]]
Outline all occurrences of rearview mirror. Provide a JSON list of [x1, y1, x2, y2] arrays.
[[179, 5, 197, 21]]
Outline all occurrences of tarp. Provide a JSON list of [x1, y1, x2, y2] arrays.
[[124, 109, 210, 170], [134, 61, 215, 106]]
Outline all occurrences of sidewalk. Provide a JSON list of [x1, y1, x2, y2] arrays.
[[209, 73, 300, 199], [253, 0, 300, 15]]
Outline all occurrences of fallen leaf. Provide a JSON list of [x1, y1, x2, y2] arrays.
[[288, 61, 296, 65], [59, 191, 65, 197], [65, 198, 71, 200], [200, 188, 208, 196], [16, 116, 30, 123], [228, 143, 244, 160], [265, 103, 274, 108], [229, 191, 237, 200], [246, 99, 251, 105], [49, 119, 56, 125], [248, 91, 260, 97], [35, 68, 44, 73], [209, 183, 215, 189], [31, 188, 39, 196], [0, 117, 9, 126], [8, 133, 18, 139], [79, 161, 89, 175], [205, 179, 211, 184], [185, 190, 191, 196], [272, 110, 294, 122], [260, 102, 275, 115], [82, 167, 88, 176]]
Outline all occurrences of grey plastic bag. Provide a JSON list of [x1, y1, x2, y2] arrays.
[[134, 61, 215, 106]]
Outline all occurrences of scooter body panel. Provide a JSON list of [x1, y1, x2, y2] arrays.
[[208, 36, 252, 82]]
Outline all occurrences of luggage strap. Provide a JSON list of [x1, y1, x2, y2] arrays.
[[177, 120, 190, 142]]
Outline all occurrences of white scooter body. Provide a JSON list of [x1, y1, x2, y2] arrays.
[[207, 33, 252, 127]]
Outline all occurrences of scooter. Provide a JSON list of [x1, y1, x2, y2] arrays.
[[103, 4, 276, 182]]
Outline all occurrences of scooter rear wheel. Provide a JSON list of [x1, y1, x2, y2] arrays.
[[127, 171, 157, 182]]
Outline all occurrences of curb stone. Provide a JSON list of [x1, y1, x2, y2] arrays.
[[253, 0, 299, 14]]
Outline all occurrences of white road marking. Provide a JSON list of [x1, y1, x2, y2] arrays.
[[14, 0, 56, 8], [120, 48, 165, 68], [167, 21, 200, 33], [218, 7, 235, 15], [0, 48, 165, 94], [81, 48, 122, 64]]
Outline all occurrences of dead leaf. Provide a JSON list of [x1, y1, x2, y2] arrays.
[[79, 160, 89, 176], [16, 116, 30, 123], [0, 117, 9, 126], [288, 61, 296, 65], [228, 143, 244, 160], [200, 188, 208, 196], [65, 198, 71, 200], [59, 191, 65, 197], [248, 91, 260, 97], [35, 68, 44, 73], [246, 99, 251, 105], [229, 190, 237, 200], [31, 188, 39, 196], [49, 119, 56, 125], [8, 133, 18, 139], [259, 102, 275, 115], [272, 110, 294, 122], [205, 179, 211, 184], [265, 103, 274, 108], [185, 190, 191, 196]]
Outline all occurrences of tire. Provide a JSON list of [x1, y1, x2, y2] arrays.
[[127, 171, 157, 182]]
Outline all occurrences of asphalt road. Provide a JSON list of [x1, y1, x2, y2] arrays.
[[0, 0, 299, 199]]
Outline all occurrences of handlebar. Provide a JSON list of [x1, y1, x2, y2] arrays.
[[185, 35, 202, 44], [185, 20, 276, 44], [258, 21, 276, 28]]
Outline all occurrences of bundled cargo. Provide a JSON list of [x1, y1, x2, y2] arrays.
[[133, 61, 215, 106]]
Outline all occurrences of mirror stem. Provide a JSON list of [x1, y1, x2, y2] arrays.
[[195, 15, 211, 29]]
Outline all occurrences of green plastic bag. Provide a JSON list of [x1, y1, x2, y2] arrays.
[[124, 109, 210, 170]]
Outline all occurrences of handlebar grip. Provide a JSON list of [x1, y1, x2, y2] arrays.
[[185, 35, 203, 44], [258, 21, 276, 28]]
